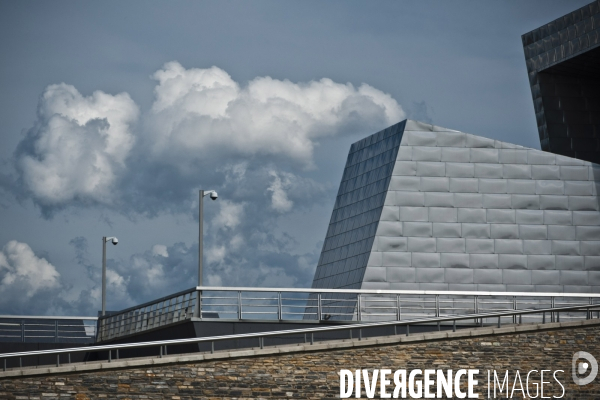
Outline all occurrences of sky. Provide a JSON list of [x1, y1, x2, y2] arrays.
[[0, 0, 593, 316]]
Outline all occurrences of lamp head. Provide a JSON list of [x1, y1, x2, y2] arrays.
[[203, 190, 218, 200]]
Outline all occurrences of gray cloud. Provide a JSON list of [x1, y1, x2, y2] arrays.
[[0, 240, 62, 314], [14, 84, 138, 217]]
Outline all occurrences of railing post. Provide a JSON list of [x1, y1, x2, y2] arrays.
[[357, 294, 362, 322], [194, 290, 202, 319], [108, 350, 111, 362], [310, 333, 314, 345], [406, 324, 409, 336], [277, 292, 282, 321], [474, 296, 478, 325], [513, 296, 517, 324], [211, 341, 214, 354], [56, 354, 59, 367], [453, 320, 456, 332], [238, 291, 242, 320], [551, 297, 555, 322], [317, 294, 322, 321], [396, 294, 401, 321], [96, 318, 102, 342], [435, 295, 440, 317], [55, 320, 58, 343], [21, 320, 24, 342]]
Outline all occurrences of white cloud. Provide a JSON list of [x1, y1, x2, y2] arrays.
[[15, 83, 139, 208], [0, 240, 60, 297], [267, 170, 293, 213], [152, 244, 169, 257], [145, 61, 404, 168], [212, 200, 245, 230], [206, 244, 226, 265]]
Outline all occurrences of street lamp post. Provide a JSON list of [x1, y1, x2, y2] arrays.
[[198, 190, 218, 287], [102, 236, 118, 316]]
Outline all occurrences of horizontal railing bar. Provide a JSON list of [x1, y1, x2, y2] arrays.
[[242, 297, 279, 300], [238, 304, 278, 308], [280, 299, 311, 302], [3, 304, 597, 360], [194, 286, 600, 298], [236, 310, 278, 315], [0, 316, 97, 321]]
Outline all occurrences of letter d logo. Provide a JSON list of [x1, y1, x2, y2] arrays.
[[572, 351, 598, 386]]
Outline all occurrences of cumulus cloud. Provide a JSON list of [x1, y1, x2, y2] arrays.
[[14, 84, 139, 214], [0, 240, 64, 314], [145, 61, 404, 169], [152, 244, 169, 257], [211, 200, 245, 230], [267, 170, 294, 213], [0, 240, 60, 296]]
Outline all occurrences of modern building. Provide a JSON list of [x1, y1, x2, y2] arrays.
[[522, 0, 600, 163], [310, 119, 600, 293]]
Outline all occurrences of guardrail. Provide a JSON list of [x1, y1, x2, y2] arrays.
[[4, 304, 600, 372], [96, 287, 600, 342], [0, 316, 97, 343]]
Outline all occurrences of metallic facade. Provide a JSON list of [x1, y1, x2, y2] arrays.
[[311, 120, 600, 294], [522, 0, 600, 163], [311, 121, 405, 290]]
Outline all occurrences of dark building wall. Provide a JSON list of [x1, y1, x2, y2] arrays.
[[523, 0, 600, 163], [1, 322, 599, 398]]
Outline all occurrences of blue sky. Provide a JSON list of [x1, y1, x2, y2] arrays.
[[0, 0, 592, 315]]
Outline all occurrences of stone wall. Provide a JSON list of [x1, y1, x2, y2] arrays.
[[1, 321, 599, 399]]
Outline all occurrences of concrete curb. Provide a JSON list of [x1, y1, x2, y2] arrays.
[[1, 318, 598, 379]]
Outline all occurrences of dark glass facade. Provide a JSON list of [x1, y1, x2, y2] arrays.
[[522, 0, 600, 163], [311, 120, 406, 290]]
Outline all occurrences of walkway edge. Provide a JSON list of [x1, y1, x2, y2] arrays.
[[1, 319, 598, 379]]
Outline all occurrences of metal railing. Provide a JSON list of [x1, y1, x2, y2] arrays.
[[96, 287, 198, 342], [4, 304, 600, 372], [0, 316, 97, 343], [96, 286, 600, 342]]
